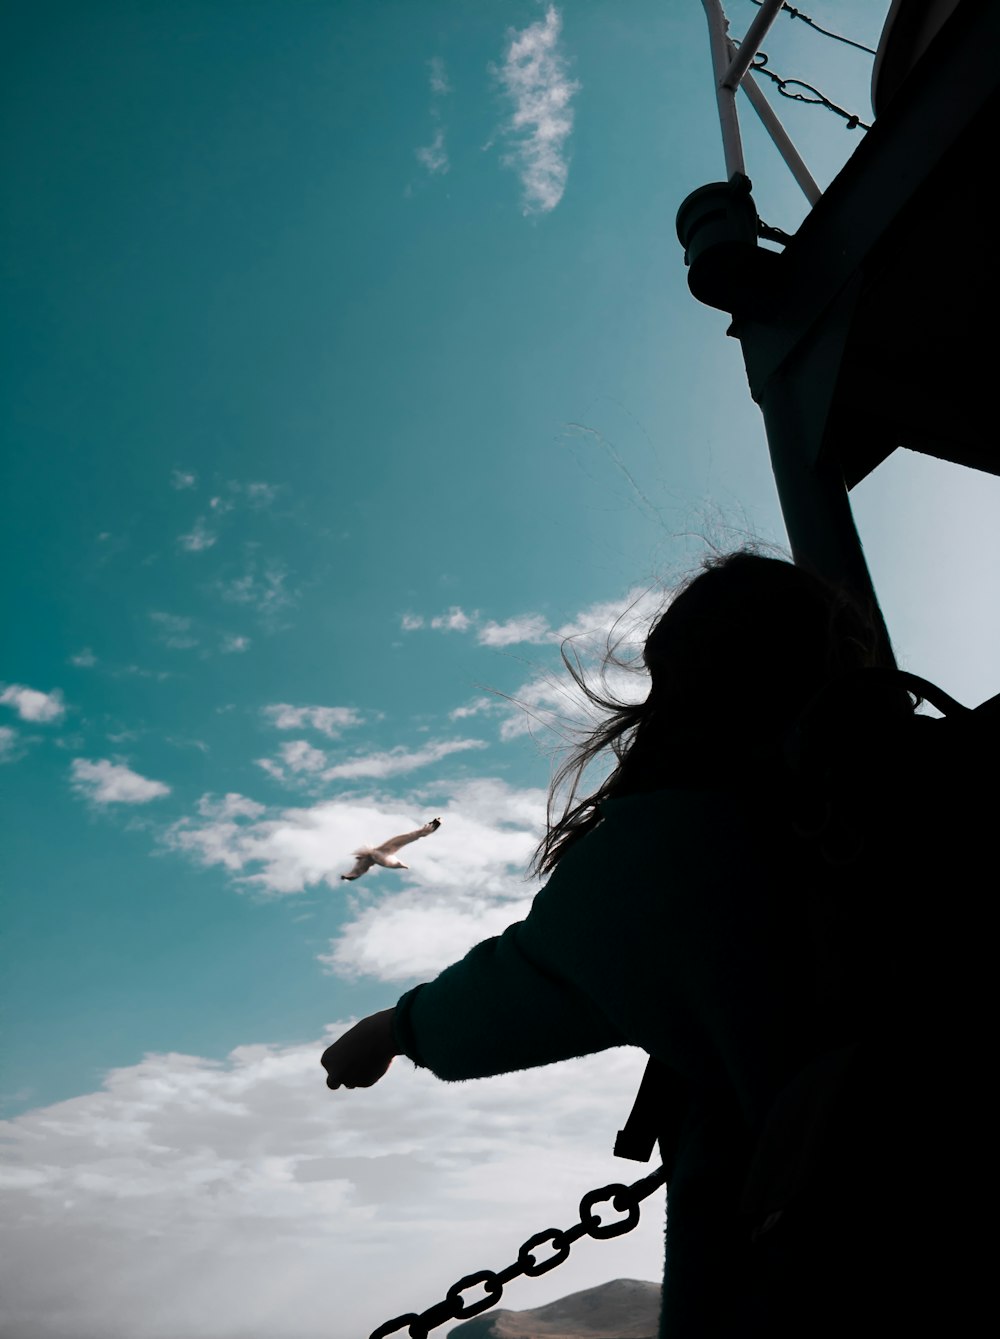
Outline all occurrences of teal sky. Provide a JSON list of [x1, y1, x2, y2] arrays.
[[2, 4, 998, 1337]]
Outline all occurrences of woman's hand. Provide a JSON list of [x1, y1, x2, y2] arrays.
[[321, 1008, 400, 1090]]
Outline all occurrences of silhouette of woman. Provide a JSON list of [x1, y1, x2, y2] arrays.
[[321, 549, 915, 1338]]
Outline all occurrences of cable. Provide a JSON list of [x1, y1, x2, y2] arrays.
[[750, 0, 877, 56], [750, 50, 872, 130]]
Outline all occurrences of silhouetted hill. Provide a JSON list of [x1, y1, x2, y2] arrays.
[[449, 1278, 661, 1339]]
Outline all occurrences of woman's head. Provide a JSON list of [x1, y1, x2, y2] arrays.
[[641, 551, 888, 732], [533, 548, 897, 873]]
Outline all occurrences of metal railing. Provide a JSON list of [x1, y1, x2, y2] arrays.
[[702, 0, 822, 204]]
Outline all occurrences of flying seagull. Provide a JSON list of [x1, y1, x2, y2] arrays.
[[340, 817, 442, 881]]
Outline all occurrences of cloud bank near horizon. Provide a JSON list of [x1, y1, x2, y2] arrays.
[[0, 1032, 658, 1339]]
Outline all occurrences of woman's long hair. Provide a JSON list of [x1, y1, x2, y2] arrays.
[[531, 549, 901, 874]]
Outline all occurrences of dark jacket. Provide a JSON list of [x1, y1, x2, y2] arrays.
[[393, 789, 850, 1337]]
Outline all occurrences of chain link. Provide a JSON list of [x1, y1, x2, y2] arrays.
[[369, 1165, 666, 1339]]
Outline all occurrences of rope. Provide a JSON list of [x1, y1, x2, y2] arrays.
[[749, 0, 877, 56]]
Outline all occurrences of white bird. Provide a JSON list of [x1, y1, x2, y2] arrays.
[[340, 817, 442, 881]]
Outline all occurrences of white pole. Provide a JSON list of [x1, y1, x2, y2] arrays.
[[738, 65, 823, 204], [722, 0, 786, 90], [701, 0, 745, 179]]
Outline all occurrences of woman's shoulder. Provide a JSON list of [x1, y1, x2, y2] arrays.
[[590, 787, 784, 868], [544, 790, 735, 877], [598, 787, 744, 824]]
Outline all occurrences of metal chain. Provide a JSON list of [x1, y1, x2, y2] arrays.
[[750, 0, 877, 56], [369, 1164, 667, 1339], [750, 50, 872, 130]]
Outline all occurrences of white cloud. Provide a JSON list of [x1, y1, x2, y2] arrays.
[[429, 55, 451, 96], [496, 588, 665, 742], [70, 758, 171, 805], [416, 127, 448, 176], [178, 518, 217, 552], [478, 613, 552, 647], [321, 890, 534, 982], [279, 739, 329, 774], [218, 564, 294, 621], [170, 469, 196, 489], [149, 611, 198, 650], [401, 613, 424, 631], [263, 704, 363, 738], [70, 648, 97, 668], [0, 1035, 658, 1339], [494, 5, 580, 215], [430, 606, 474, 632], [243, 481, 278, 507], [552, 590, 662, 651], [415, 57, 451, 176], [115, 663, 173, 682], [0, 683, 66, 723], [321, 738, 486, 781], [0, 725, 20, 762], [165, 778, 543, 905], [221, 634, 251, 654], [449, 696, 496, 721], [198, 792, 267, 821]]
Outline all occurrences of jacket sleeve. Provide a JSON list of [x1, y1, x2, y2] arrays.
[[393, 791, 816, 1125], [391, 799, 673, 1082], [393, 916, 626, 1080]]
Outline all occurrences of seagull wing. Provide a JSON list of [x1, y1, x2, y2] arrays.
[[377, 818, 442, 855], [341, 851, 375, 881]]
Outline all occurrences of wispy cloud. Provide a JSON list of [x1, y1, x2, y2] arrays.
[[149, 611, 198, 650], [198, 791, 266, 821], [0, 725, 21, 762], [320, 737, 487, 781], [258, 736, 490, 789], [449, 696, 496, 721], [493, 5, 579, 215], [415, 55, 451, 177], [170, 469, 196, 490], [407, 587, 666, 668], [0, 683, 66, 723], [221, 634, 251, 654], [478, 613, 552, 647], [262, 739, 329, 776], [177, 518, 217, 552], [262, 704, 364, 738], [428, 55, 451, 96], [404, 605, 551, 645], [70, 758, 171, 805], [497, 589, 666, 743], [416, 127, 449, 176], [241, 481, 278, 508], [217, 563, 295, 623], [430, 606, 474, 632], [69, 648, 97, 668]]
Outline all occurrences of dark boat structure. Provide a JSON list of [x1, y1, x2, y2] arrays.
[[676, 0, 998, 627]]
